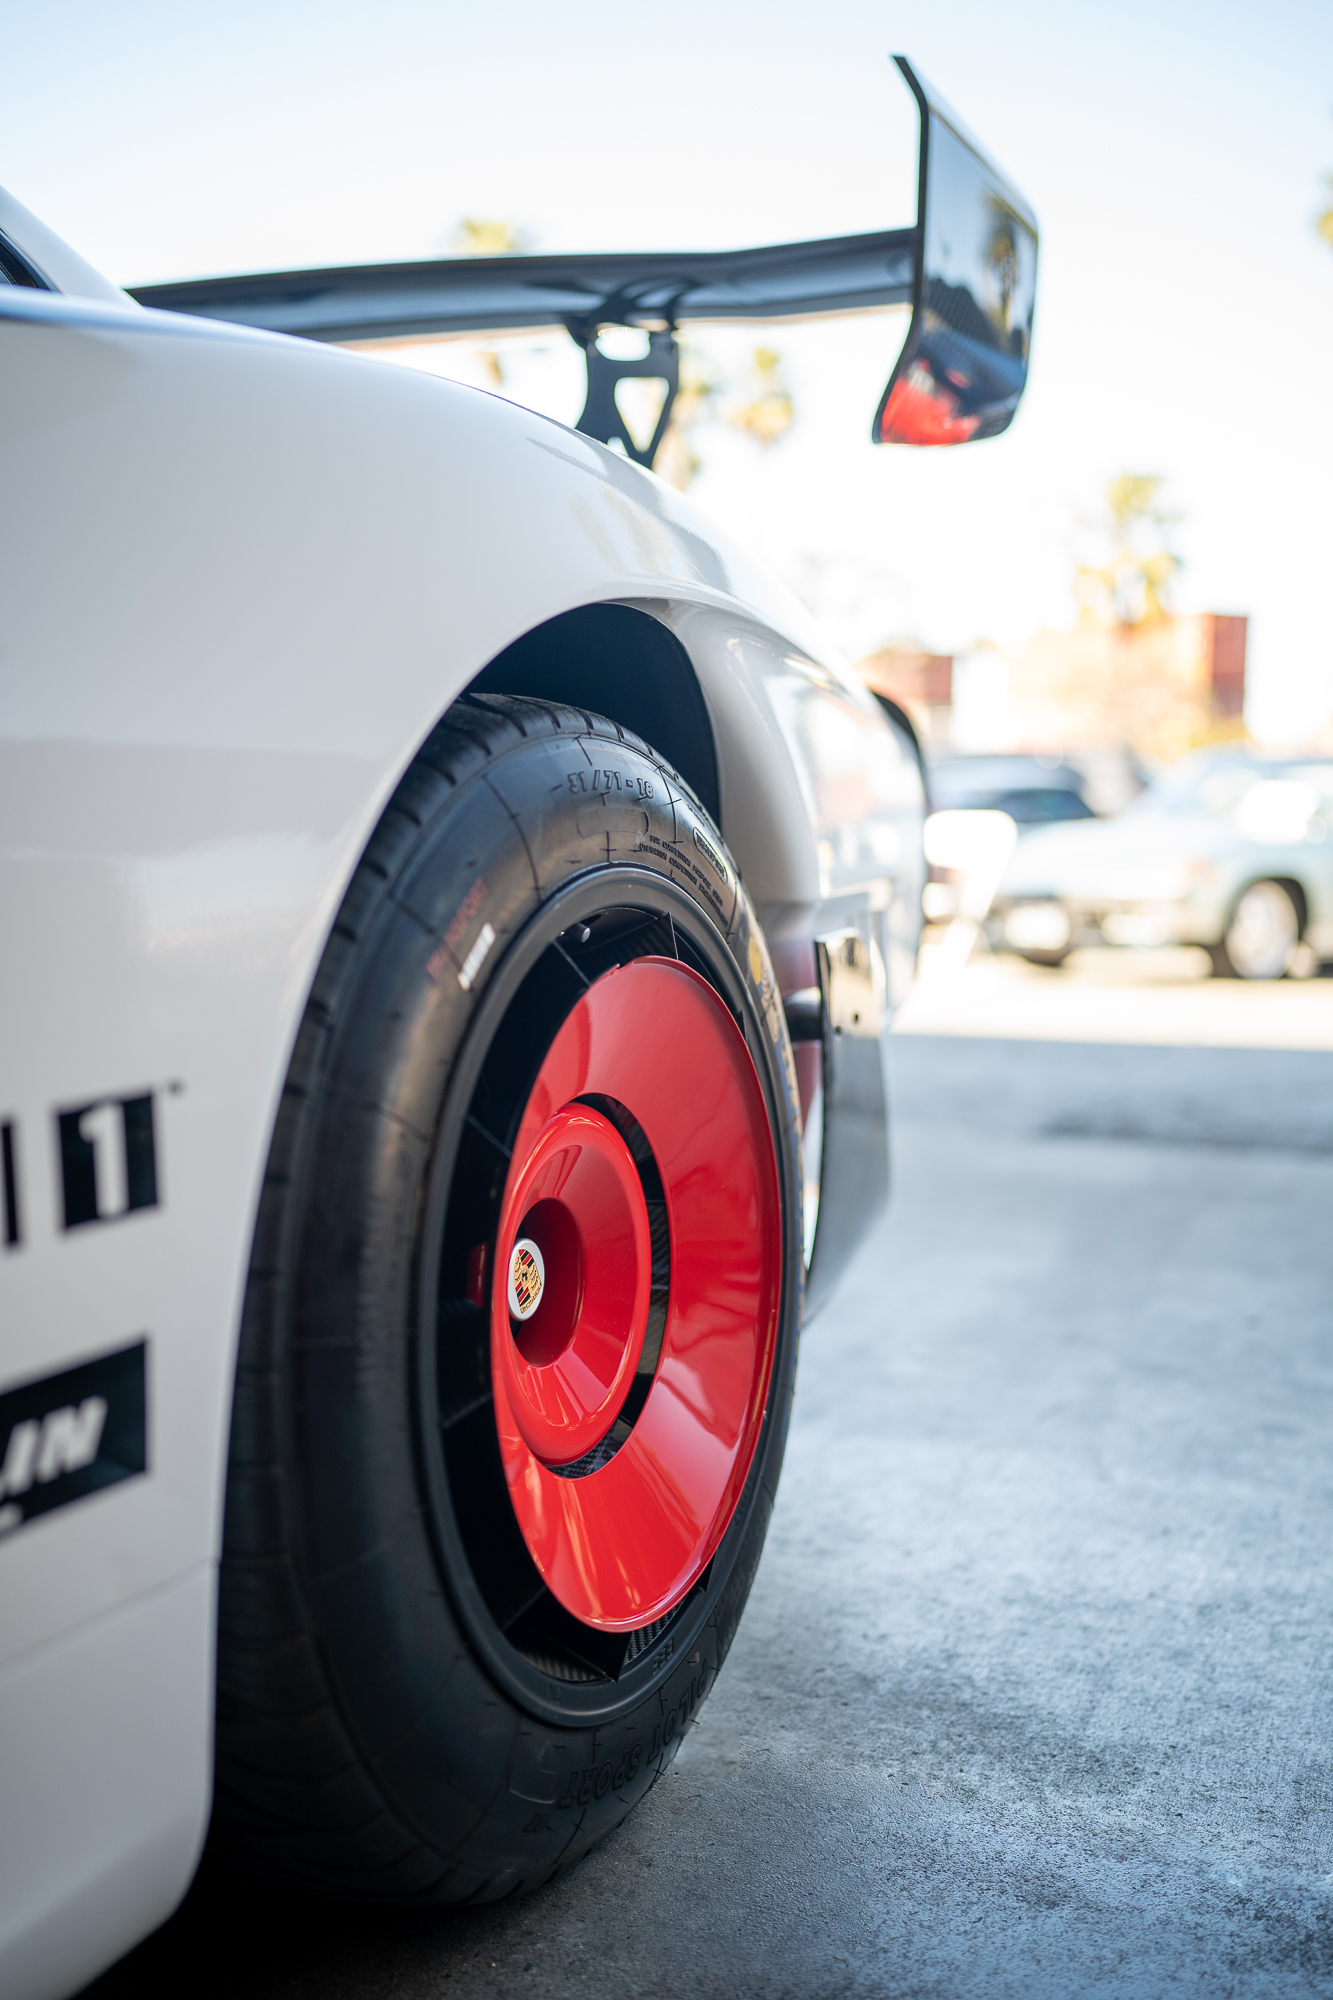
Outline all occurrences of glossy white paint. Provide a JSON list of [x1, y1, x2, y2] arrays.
[[0, 1568, 213, 2000], [0, 186, 128, 303], [0, 205, 921, 1997]]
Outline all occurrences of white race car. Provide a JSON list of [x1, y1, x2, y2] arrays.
[[0, 59, 1036, 1999]]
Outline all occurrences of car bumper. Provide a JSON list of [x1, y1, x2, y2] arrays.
[[987, 891, 1224, 954]]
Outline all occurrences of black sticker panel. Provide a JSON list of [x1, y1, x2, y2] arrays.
[[2, 1120, 18, 1247], [57, 1095, 158, 1228], [0, 1341, 147, 1536]]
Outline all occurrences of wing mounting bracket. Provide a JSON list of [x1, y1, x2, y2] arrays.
[[566, 304, 681, 468]]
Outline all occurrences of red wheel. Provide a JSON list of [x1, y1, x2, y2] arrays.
[[489, 958, 781, 1630], [215, 695, 804, 1904]]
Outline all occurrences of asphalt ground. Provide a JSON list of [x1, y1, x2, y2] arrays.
[[86, 949, 1333, 1999]]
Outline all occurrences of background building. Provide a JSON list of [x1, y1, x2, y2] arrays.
[[860, 613, 1248, 764]]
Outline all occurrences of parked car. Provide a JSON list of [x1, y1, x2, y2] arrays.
[[923, 754, 1096, 923], [989, 749, 1333, 975], [931, 752, 1098, 824], [0, 57, 1037, 2000]]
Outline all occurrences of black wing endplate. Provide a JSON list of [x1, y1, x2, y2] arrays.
[[130, 56, 1036, 460], [874, 58, 1038, 446]]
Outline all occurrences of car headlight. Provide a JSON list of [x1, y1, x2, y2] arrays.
[[1002, 902, 1072, 953], [923, 809, 1017, 873]]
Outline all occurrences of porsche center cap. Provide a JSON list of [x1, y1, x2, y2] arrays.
[[507, 1238, 545, 1320]]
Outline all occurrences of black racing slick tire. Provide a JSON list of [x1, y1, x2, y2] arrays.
[[211, 692, 804, 1902]]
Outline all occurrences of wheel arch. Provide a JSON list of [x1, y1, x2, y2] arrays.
[[1267, 875, 1308, 935], [468, 603, 720, 825], [868, 691, 930, 808], [1224, 873, 1309, 938]]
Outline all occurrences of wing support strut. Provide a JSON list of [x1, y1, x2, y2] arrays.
[[567, 312, 680, 468]]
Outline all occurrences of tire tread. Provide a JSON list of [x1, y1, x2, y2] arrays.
[[212, 691, 773, 1900]]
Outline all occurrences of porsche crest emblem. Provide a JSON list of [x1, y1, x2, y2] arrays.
[[507, 1238, 545, 1321]]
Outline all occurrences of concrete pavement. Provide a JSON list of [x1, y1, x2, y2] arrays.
[[86, 964, 1333, 1999]]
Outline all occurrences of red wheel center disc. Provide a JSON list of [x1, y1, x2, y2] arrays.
[[490, 956, 782, 1633], [495, 1107, 652, 1466]]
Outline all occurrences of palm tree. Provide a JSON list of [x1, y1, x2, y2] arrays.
[[446, 220, 531, 388], [451, 218, 528, 256], [1074, 474, 1182, 629], [653, 343, 794, 491]]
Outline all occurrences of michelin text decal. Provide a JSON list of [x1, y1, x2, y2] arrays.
[[0, 1342, 148, 1536]]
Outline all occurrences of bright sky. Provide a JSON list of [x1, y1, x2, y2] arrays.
[[8, 0, 1333, 739]]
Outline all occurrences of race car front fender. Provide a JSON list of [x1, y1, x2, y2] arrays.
[[0, 293, 920, 1991]]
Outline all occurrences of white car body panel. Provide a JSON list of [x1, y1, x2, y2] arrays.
[[0, 1568, 211, 2000], [0, 187, 128, 305], [1, 253, 922, 1995]]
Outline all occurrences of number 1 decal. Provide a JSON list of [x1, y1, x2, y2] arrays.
[[57, 1095, 159, 1229]]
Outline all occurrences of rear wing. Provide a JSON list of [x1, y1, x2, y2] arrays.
[[131, 57, 1037, 464]]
